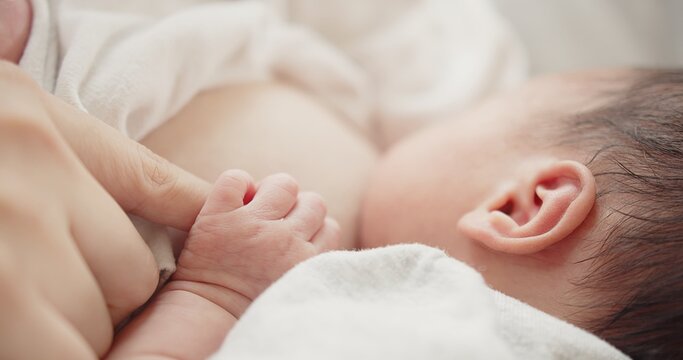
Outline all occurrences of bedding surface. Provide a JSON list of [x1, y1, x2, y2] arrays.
[[210, 244, 628, 360]]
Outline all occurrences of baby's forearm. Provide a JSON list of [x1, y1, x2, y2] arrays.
[[107, 284, 238, 360]]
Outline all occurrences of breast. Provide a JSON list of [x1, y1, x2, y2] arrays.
[[141, 82, 378, 248]]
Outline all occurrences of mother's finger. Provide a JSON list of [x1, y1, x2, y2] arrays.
[[0, 130, 113, 356], [48, 94, 211, 230], [0, 111, 158, 326], [0, 62, 211, 231], [0, 229, 105, 359], [67, 172, 160, 325], [0, 63, 163, 348]]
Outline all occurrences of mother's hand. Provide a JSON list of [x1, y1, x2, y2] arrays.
[[39, 77, 211, 231], [0, 61, 210, 357]]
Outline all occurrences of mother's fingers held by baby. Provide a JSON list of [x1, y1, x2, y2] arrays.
[[68, 178, 159, 325], [310, 218, 342, 252], [0, 85, 159, 327], [0, 236, 101, 360], [0, 61, 211, 231], [0, 63, 163, 354], [43, 91, 212, 231], [0, 126, 114, 356]]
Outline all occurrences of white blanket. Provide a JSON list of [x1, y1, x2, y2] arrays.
[[22, 0, 526, 146], [211, 244, 628, 360]]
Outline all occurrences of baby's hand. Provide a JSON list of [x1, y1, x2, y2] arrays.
[[171, 170, 341, 317], [108, 170, 340, 359]]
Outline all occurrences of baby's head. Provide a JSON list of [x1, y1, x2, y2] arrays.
[[360, 69, 683, 358]]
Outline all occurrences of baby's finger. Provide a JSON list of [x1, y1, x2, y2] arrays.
[[310, 218, 341, 253], [200, 170, 255, 215], [249, 173, 299, 219], [285, 192, 327, 241]]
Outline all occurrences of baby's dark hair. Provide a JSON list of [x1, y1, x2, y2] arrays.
[[562, 70, 683, 359]]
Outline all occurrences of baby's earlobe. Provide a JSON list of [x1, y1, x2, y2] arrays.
[[457, 160, 596, 255]]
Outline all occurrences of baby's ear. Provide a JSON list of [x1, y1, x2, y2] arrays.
[[457, 160, 596, 255]]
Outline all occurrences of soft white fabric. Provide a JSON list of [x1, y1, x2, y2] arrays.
[[491, 0, 683, 75], [275, 0, 528, 146], [211, 244, 629, 360], [128, 215, 177, 286], [19, 0, 59, 90], [21, 0, 526, 146]]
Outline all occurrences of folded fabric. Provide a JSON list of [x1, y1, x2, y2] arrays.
[[210, 244, 629, 360], [21, 0, 526, 145]]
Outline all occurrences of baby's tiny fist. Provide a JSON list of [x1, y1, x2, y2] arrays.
[[287, 191, 341, 251], [171, 170, 339, 317]]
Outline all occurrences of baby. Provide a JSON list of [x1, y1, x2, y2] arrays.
[[108, 68, 683, 359]]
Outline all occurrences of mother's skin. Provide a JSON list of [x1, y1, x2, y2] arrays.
[[142, 83, 378, 248], [0, 60, 214, 358], [0, 0, 31, 63], [1, 0, 377, 248]]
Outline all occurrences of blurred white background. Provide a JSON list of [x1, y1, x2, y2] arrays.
[[492, 0, 683, 74]]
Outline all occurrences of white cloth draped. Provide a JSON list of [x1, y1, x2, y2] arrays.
[[210, 244, 628, 360]]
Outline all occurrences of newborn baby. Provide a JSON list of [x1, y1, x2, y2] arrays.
[[110, 68, 682, 360]]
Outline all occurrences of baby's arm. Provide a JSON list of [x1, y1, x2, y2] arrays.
[[107, 170, 340, 359], [106, 287, 237, 360]]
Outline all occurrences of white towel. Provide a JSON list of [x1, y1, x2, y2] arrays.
[[19, 0, 59, 90], [210, 244, 629, 360]]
